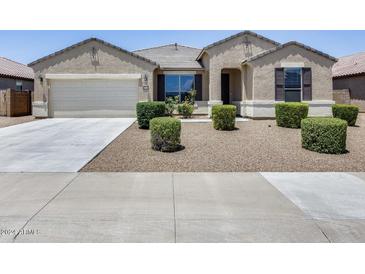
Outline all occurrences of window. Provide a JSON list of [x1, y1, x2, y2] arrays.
[[165, 74, 194, 102], [15, 80, 23, 91], [284, 68, 301, 102]]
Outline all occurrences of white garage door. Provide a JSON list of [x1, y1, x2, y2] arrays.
[[49, 79, 139, 117]]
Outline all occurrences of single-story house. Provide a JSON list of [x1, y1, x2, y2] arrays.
[[29, 31, 337, 118], [0, 57, 34, 91], [332, 52, 365, 112]]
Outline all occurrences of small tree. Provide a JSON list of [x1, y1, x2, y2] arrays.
[[165, 96, 179, 116]]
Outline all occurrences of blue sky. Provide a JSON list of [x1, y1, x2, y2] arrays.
[[1, 30, 365, 64]]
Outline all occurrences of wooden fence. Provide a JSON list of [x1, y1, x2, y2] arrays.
[[0, 89, 32, 117]]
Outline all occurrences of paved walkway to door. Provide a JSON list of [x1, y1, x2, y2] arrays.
[[1, 172, 365, 243], [0, 118, 135, 172]]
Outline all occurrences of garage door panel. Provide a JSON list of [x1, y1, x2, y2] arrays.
[[50, 79, 139, 118]]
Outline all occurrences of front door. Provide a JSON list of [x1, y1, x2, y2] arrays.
[[221, 73, 230, 104]]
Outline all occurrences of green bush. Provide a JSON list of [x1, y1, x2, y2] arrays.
[[150, 117, 182, 152], [301, 118, 347, 154], [212, 105, 236, 131], [178, 102, 194, 118], [275, 102, 309, 128], [136, 102, 166, 129], [165, 96, 179, 116], [332, 104, 359, 126]]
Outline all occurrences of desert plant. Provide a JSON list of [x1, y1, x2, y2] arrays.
[[136, 102, 166, 129], [301, 117, 347, 154], [185, 90, 197, 105], [165, 96, 179, 116], [150, 117, 182, 152], [212, 104, 236, 130], [275, 102, 309, 128], [332, 104, 359, 126], [178, 101, 194, 118]]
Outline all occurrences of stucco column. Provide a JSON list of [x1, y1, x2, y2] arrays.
[[208, 67, 223, 117], [240, 66, 247, 116]]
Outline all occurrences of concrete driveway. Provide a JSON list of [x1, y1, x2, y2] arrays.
[[1, 172, 365, 243], [0, 118, 135, 172]]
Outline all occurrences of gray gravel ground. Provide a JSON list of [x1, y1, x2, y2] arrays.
[[0, 116, 35, 128], [82, 114, 365, 172]]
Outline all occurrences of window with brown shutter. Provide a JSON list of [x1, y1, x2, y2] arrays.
[[275, 68, 284, 101], [302, 68, 312, 101]]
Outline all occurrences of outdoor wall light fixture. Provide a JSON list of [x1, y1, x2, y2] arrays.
[[144, 74, 148, 82]]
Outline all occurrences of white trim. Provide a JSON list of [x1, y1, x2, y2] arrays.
[[32, 101, 48, 117], [45, 73, 142, 80], [240, 100, 335, 118], [163, 71, 197, 75], [304, 100, 335, 105], [280, 62, 305, 68], [240, 100, 335, 106]]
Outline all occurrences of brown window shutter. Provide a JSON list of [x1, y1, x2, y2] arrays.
[[275, 68, 284, 101], [157, 74, 165, 101], [302, 68, 312, 101], [194, 74, 203, 101]]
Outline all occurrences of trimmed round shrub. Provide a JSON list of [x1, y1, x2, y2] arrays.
[[136, 102, 166, 129], [177, 102, 194, 118], [275, 102, 309, 128], [332, 104, 359, 126], [150, 117, 181, 152], [301, 118, 347, 154], [212, 105, 236, 131]]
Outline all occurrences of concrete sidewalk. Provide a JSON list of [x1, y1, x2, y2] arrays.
[[1, 172, 364, 243]]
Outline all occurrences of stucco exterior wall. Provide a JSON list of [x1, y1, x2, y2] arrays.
[[205, 34, 277, 102], [333, 75, 365, 111], [30, 40, 157, 104], [250, 45, 334, 101], [200, 53, 210, 101], [333, 89, 351, 105]]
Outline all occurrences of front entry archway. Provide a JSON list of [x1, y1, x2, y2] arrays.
[[221, 69, 242, 105]]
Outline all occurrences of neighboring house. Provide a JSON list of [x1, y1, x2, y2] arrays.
[[332, 52, 365, 112], [0, 57, 34, 91], [29, 31, 337, 118]]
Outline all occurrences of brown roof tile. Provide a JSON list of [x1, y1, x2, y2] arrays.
[[332, 52, 365, 78], [134, 43, 202, 69], [0, 57, 34, 80]]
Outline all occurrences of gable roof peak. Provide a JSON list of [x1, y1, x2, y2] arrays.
[[196, 30, 281, 60], [28, 37, 158, 67], [242, 40, 337, 64]]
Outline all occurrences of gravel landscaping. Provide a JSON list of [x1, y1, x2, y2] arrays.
[[82, 114, 365, 172], [0, 116, 35, 128]]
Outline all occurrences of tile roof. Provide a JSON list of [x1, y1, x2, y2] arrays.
[[332, 52, 365, 78], [134, 44, 203, 69], [196, 30, 281, 60], [0, 57, 34, 80], [242, 41, 338, 64], [28, 37, 158, 67]]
